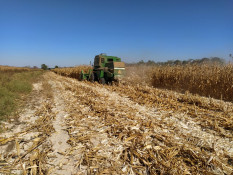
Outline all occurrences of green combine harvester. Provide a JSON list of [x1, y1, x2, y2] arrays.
[[80, 54, 125, 84]]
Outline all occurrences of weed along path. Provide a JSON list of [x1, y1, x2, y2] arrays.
[[0, 72, 233, 174]]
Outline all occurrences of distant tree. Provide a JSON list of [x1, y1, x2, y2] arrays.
[[192, 59, 201, 64], [55, 65, 59, 68], [200, 58, 210, 63], [166, 60, 174, 65], [146, 60, 156, 66], [187, 59, 194, 64], [33, 66, 38, 69], [174, 60, 182, 65], [137, 60, 145, 65], [41, 64, 48, 70], [210, 57, 225, 64], [182, 60, 188, 65]]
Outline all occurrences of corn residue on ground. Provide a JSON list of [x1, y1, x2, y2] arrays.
[[0, 72, 232, 174]]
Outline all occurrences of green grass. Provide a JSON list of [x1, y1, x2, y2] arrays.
[[0, 70, 43, 121]]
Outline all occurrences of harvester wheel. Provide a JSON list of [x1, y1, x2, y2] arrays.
[[90, 72, 95, 82], [100, 78, 106, 84]]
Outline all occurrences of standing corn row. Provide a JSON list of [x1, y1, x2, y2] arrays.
[[150, 64, 233, 102], [53, 66, 91, 80]]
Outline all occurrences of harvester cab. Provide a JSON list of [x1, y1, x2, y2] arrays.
[[81, 54, 125, 84]]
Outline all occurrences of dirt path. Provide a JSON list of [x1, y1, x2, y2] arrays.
[[46, 78, 77, 175], [0, 72, 232, 174]]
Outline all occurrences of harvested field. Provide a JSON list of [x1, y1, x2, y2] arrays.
[[0, 70, 232, 174]]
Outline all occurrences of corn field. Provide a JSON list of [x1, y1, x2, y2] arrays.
[[53, 66, 91, 80], [0, 66, 32, 73], [150, 64, 233, 102], [124, 64, 233, 102]]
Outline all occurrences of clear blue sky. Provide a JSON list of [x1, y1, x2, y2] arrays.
[[0, 0, 232, 67]]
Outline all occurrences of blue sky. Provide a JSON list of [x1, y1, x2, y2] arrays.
[[0, 0, 232, 67]]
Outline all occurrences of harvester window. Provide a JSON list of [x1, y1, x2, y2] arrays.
[[101, 58, 104, 63], [108, 59, 113, 62]]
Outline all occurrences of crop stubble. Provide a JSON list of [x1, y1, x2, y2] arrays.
[[0, 69, 232, 174], [51, 72, 233, 174]]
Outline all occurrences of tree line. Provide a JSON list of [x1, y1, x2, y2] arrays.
[[41, 64, 58, 70], [126, 57, 226, 66]]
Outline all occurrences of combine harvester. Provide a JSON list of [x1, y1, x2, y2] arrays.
[[80, 54, 125, 84]]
